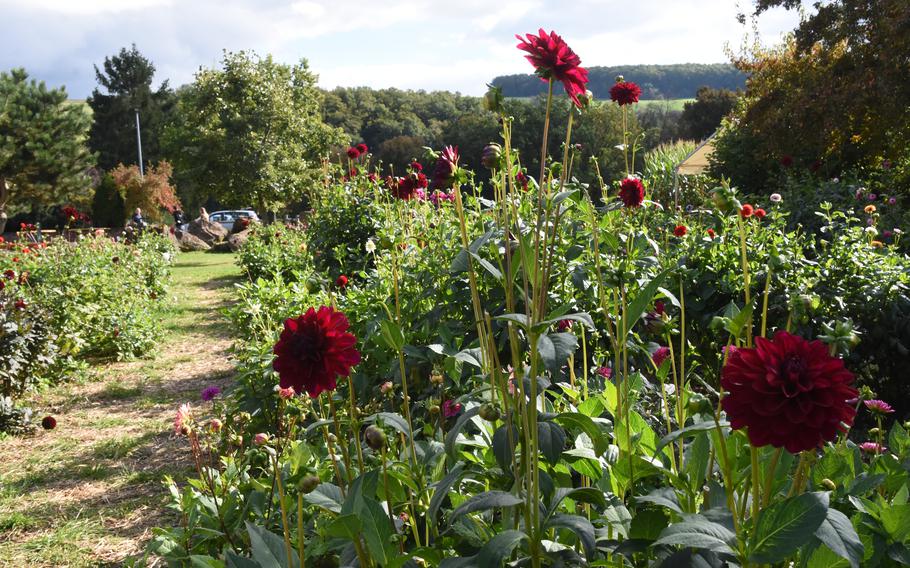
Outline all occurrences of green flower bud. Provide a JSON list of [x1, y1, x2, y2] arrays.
[[821, 478, 837, 491], [298, 474, 320, 494], [479, 403, 501, 422], [364, 425, 386, 451]]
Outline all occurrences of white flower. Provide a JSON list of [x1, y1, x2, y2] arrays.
[[770, 193, 782, 203], [365, 239, 376, 254], [894, 228, 903, 235], [865, 227, 878, 235]]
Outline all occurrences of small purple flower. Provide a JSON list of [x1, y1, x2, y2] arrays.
[[860, 441, 885, 454], [884, 230, 894, 239], [596, 366, 612, 379], [652, 346, 671, 368], [201, 386, 222, 402], [867, 217, 875, 226], [864, 399, 894, 415], [443, 399, 463, 418], [868, 193, 877, 201], [889, 197, 897, 205]]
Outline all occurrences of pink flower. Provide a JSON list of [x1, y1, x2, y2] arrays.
[[596, 366, 612, 379], [443, 399, 463, 418], [652, 346, 671, 368], [516, 29, 589, 106], [864, 399, 894, 415], [860, 442, 885, 454], [174, 403, 192, 435], [278, 386, 296, 399], [557, 319, 573, 331], [380, 381, 393, 395], [254, 433, 270, 446]]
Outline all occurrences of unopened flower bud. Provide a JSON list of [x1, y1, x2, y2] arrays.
[[209, 419, 223, 432], [821, 478, 837, 491], [253, 433, 269, 446], [298, 474, 320, 494], [364, 425, 386, 450], [380, 381, 394, 395], [479, 403, 501, 422], [481, 143, 503, 170], [429, 405, 440, 415], [430, 373, 444, 386], [615, 75, 624, 83]]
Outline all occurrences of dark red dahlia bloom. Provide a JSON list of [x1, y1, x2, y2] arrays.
[[618, 177, 645, 207], [273, 307, 362, 398], [516, 29, 589, 106], [609, 81, 641, 106], [392, 172, 428, 200], [740, 204, 754, 218], [721, 331, 857, 453], [355, 143, 368, 155], [346, 147, 360, 159], [516, 171, 530, 191], [780, 155, 794, 168], [410, 161, 423, 172], [432, 146, 459, 190], [41, 415, 56, 430], [754, 208, 767, 219], [673, 225, 687, 237], [335, 274, 348, 288]]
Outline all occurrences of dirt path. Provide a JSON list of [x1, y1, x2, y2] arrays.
[[0, 252, 241, 567]]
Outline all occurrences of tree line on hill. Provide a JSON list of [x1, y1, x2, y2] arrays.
[[1, 46, 738, 230], [492, 63, 747, 100]]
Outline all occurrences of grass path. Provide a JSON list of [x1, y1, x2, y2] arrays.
[[0, 252, 241, 567]]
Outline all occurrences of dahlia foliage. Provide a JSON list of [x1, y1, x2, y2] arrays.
[[272, 306, 361, 398], [721, 331, 858, 453]]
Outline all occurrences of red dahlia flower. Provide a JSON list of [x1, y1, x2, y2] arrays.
[[780, 155, 794, 168], [346, 147, 360, 159], [410, 161, 423, 172], [653, 346, 671, 368], [673, 225, 687, 237], [273, 307, 362, 398], [355, 143, 368, 155], [740, 204, 754, 218], [721, 331, 857, 453], [516, 29, 589, 106], [707, 229, 716, 239], [432, 146, 460, 190], [335, 274, 348, 288], [754, 208, 767, 219], [41, 415, 56, 430], [618, 177, 645, 208], [609, 81, 642, 106]]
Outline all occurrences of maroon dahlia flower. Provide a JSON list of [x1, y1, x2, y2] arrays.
[[41, 415, 57, 430], [346, 147, 360, 159], [609, 81, 641, 106], [432, 146, 460, 190], [618, 177, 645, 208], [355, 143, 368, 155], [273, 307, 362, 398], [721, 331, 857, 453], [516, 29, 589, 106]]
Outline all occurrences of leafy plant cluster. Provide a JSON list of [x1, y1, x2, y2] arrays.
[[158, 133, 910, 567], [0, 231, 175, 432]]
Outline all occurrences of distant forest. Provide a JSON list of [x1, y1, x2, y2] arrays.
[[491, 63, 747, 99]]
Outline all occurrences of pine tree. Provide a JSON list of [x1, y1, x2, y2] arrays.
[[0, 68, 95, 231], [88, 45, 175, 170]]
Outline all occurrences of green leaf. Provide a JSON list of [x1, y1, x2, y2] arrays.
[[470, 251, 503, 281], [190, 556, 226, 568], [814, 507, 864, 568], [547, 487, 608, 519], [325, 514, 362, 540], [448, 490, 523, 525], [225, 551, 260, 568], [428, 462, 465, 523], [655, 515, 736, 554], [379, 319, 405, 351], [655, 420, 728, 454], [880, 503, 910, 542], [748, 492, 829, 564], [537, 421, 567, 465], [492, 424, 517, 473], [357, 496, 395, 566], [554, 412, 608, 456], [368, 412, 411, 439], [444, 405, 481, 458], [635, 487, 683, 514], [624, 269, 670, 337], [536, 332, 577, 373], [246, 521, 300, 568], [475, 530, 528, 567], [302, 483, 343, 513], [547, 514, 596, 558], [494, 313, 530, 330]]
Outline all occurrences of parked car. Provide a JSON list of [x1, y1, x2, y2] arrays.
[[208, 210, 259, 232]]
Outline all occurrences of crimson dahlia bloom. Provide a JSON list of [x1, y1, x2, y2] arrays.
[[673, 225, 687, 237], [740, 204, 754, 218], [41, 416, 56, 430], [618, 177, 645, 208], [273, 307, 361, 398], [609, 81, 641, 106], [432, 146, 459, 190], [355, 143, 368, 155], [516, 29, 589, 106], [721, 331, 857, 453], [346, 147, 360, 159]]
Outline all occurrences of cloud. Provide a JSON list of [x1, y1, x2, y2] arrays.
[[0, 0, 802, 98]]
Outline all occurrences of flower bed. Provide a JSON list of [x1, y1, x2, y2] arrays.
[[155, 29, 910, 568], [0, 230, 176, 432]]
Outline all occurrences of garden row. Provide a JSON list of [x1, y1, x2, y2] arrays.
[[151, 95, 910, 567], [0, 230, 176, 433]]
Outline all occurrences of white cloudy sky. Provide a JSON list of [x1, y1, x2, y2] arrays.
[[0, 0, 802, 98]]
